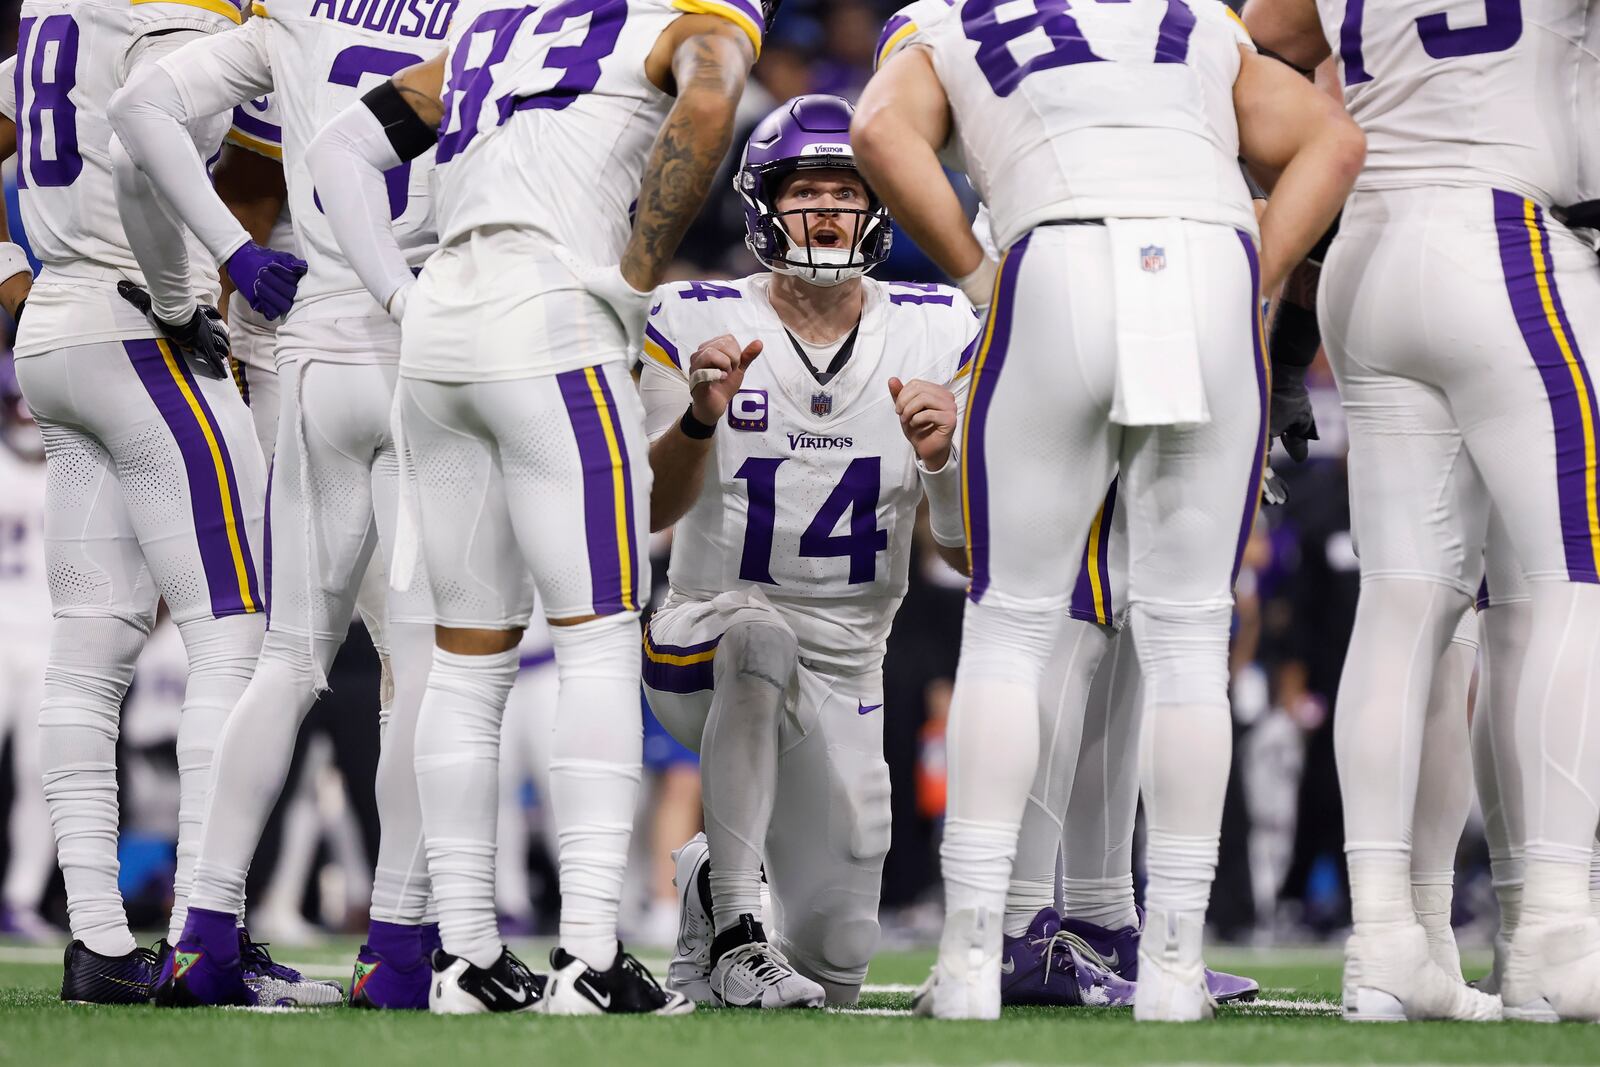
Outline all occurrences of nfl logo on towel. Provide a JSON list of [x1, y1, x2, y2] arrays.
[[811, 392, 833, 417], [1140, 245, 1166, 273]]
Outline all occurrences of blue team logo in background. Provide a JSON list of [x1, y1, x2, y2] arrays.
[[811, 392, 833, 417], [729, 389, 769, 432], [1141, 245, 1167, 273]]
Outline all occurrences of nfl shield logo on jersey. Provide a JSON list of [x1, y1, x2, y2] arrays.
[[811, 392, 833, 417], [1140, 245, 1166, 273]]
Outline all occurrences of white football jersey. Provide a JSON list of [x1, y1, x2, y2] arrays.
[[155, 0, 449, 341], [0, 447, 50, 642], [882, 0, 1258, 252], [1316, 0, 1589, 205], [3, 0, 227, 359], [223, 91, 295, 369], [401, 0, 764, 382], [639, 275, 978, 672]]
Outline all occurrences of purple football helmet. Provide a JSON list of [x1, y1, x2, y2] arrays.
[[735, 94, 891, 287]]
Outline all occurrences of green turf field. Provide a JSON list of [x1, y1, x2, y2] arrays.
[[2, 940, 1596, 1067]]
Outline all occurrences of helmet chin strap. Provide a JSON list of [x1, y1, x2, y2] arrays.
[[770, 246, 866, 287]]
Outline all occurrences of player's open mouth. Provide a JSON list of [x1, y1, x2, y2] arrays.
[[811, 230, 843, 247]]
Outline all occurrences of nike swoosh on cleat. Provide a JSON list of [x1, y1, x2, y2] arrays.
[[576, 978, 611, 1009], [491, 978, 529, 1006], [999, 958, 1015, 975], [857, 702, 883, 715]]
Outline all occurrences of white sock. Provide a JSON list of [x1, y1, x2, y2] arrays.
[[1518, 583, 1600, 904], [189, 630, 332, 916], [1523, 857, 1593, 925], [370, 620, 433, 925], [416, 645, 519, 969], [1007, 618, 1111, 937], [548, 614, 644, 971], [38, 616, 147, 956], [943, 598, 1056, 923], [1411, 873, 1461, 978], [1063, 627, 1142, 931], [700, 614, 796, 936], [1063, 876, 1138, 931], [1133, 601, 1232, 922], [1475, 599, 1529, 942], [1347, 849, 1412, 928], [169, 614, 261, 943]]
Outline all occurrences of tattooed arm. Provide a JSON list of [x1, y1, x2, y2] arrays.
[[628, 18, 757, 292]]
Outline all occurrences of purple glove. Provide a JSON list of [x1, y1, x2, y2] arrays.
[[225, 241, 308, 321]]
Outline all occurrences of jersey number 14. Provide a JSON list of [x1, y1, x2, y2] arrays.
[[735, 456, 889, 586]]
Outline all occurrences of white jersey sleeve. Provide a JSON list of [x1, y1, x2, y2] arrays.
[[639, 292, 694, 441], [920, 0, 1257, 250], [1315, 0, 1588, 206], [874, 0, 952, 69]]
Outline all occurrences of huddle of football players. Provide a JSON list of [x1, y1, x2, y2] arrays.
[[1, 0, 1596, 1027]]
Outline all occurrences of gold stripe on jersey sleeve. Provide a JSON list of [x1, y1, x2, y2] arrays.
[[251, 1, 268, 16], [225, 129, 282, 160], [672, 0, 763, 57], [131, 0, 244, 25], [1224, 7, 1253, 40], [875, 22, 917, 71]]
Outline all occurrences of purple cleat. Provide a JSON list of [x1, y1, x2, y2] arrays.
[[1001, 908, 1137, 1008], [350, 921, 432, 1010], [155, 907, 252, 1007], [1061, 909, 1260, 1004]]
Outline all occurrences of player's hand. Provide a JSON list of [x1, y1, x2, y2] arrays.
[[224, 241, 307, 322], [1269, 362, 1320, 462], [117, 280, 232, 379], [564, 256, 652, 354], [687, 335, 761, 425], [889, 377, 957, 470]]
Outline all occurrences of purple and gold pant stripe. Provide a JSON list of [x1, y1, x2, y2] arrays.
[[558, 365, 641, 616], [1493, 190, 1600, 583], [1068, 480, 1118, 625], [231, 360, 251, 406], [126, 338, 262, 617], [962, 233, 1031, 603], [1233, 231, 1271, 585], [642, 625, 719, 694]]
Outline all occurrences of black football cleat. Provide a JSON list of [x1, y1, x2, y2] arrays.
[[542, 944, 693, 1015], [429, 946, 546, 1014], [61, 940, 162, 1005]]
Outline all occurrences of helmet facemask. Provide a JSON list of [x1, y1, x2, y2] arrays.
[[741, 166, 892, 287]]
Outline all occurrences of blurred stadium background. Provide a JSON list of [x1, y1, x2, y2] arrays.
[[0, 0, 1441, 960]]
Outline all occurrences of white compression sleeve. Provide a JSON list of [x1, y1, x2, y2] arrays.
[[304, 100, 415, 316], [108, 29, 272, 265]]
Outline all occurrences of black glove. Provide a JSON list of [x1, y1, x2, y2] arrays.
[[117, 281, 231, 379], [1268, 301, 1321, 463]]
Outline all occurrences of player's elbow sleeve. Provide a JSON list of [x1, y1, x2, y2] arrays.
[[106, 67, 187, 163]]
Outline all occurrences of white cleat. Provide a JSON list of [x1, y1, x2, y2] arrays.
[[666, 833, 715, 1004], [912, 908, 1001, 1020], [1133, 909, 1214, 1023], [709, 923, 825, 1009], [1501, 917, 1600, 1022], [1343, 923, 1501, 1022]]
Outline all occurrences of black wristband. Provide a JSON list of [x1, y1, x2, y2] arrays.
[[361, 80, 438, 163], [680, 407, 716, 440], [1269, 300, 1321, 370]]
